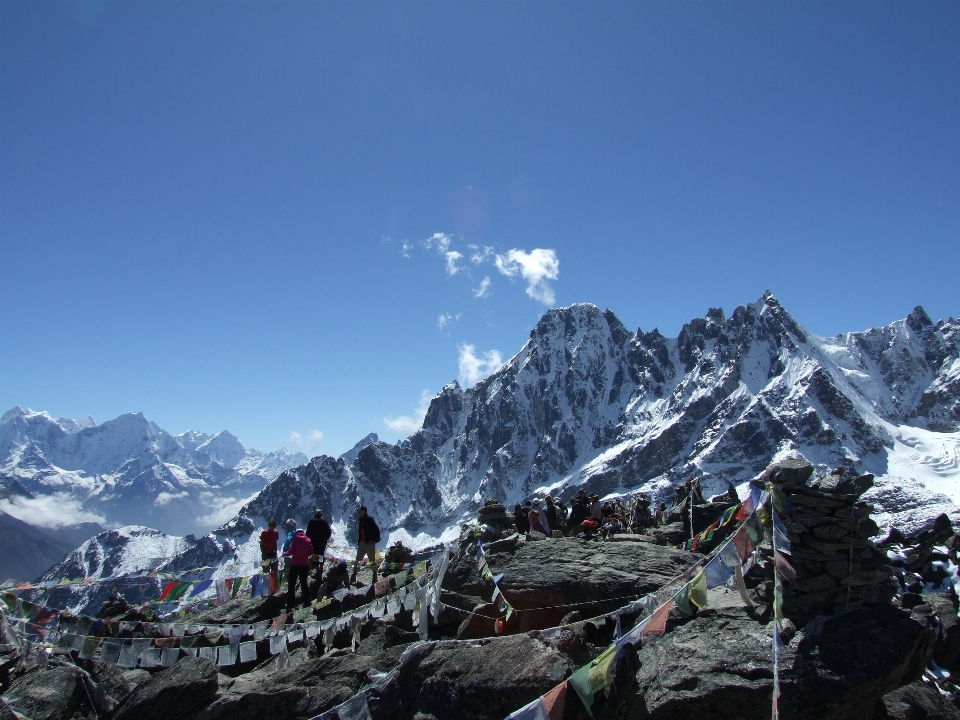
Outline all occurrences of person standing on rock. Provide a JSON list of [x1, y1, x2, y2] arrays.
[[528, 509, 548, 535], [569, 496, 587, 534], [351, 506, 381, 585], [283, 526, 314, 610], [589, 494, 603, 521], [260, 518, 280, 574], [306, 509, 332, 572], [513, 504, 530, 534], [544, 496, 558, 535]]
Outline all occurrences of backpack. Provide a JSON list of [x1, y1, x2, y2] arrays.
[[367, 518, 381, 544]]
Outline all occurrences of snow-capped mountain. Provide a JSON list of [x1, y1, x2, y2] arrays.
[[229, 293, 959, 544], [0, 408, 308, 537], [32, 294, 960, 613]]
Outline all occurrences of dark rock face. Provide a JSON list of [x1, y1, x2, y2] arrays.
[[3, 664, 88, 720], [373, 635, 574, 720], [445, 537, 698, 636], [113, 657, 219, 720], [633, 605, 935, 720], [877, 680, 960, 719]]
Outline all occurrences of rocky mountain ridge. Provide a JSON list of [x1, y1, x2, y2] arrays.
[[32, 294, 960, 607], [0, 408, 308, 537]]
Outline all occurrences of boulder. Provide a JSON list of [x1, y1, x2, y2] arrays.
[[3, 664, 89, 720], [445, 537, 698, 635], [192, 645, 405, 719], [112, 657, 219, 720], [632, 604, 934, 720], [373, 634, 574, 720], [877, 680, 960, 719]]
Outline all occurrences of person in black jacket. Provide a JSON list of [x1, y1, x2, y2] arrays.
[[513, 504, 530, 534], [306, 509, 332, 571], [351, 506, 380, 585]]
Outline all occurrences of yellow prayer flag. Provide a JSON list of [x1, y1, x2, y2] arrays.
[[689, 568, 708, 609], [587, 645, 617, 694]]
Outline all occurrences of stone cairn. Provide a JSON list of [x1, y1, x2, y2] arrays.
[[765, 459, 898, 619], [477, 499, 513, 536]]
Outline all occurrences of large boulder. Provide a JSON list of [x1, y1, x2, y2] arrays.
[[373, 634, 574, 720], [446, 537, 698, 634], [632, 605, 935, 720], [113, 657, 219, 720], [877, 680, 960, 719], [3, 664, 89, 720]]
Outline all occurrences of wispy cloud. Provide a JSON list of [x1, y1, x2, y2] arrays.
[[422, 232, 452, 254], [400, 241, 413, 258], [444, 250, 464, 276], [0, 493, 105, 529], [494, 248, 560, 305], [383, 390, 433, 436], [437, 312, 461, 332], [458, 344, 503, 387], [469, 244, 494, 264], [288, 430, 325, 451], [473, 277, 491, 298]]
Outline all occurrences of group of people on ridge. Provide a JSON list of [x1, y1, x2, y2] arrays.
[[512, 489, 669, 539], [258, 505, 381, 612]]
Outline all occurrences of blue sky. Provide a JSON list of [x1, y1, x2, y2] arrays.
[[2, 1, 958, 456]]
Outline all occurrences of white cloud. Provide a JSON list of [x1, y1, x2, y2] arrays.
[[469, 244, 494, 264], [400, 241, 413, 258], [473, 277, 491, 298], [422, 232, 452, 254], [155, 490, 190, 506], [288, 430, 324, 451], [383, 390, 433, 436], [458, 343, 503, 387], [0, 492, 106, 529], [444, 250, 464, 275], [494, 248, 560, 305], [195, 491, 260, 530]]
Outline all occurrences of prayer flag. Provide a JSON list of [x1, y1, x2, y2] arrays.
[[161, 648, 179, 667], [215, 579, 230, 605], [374, 578, 390, 596], [542, 680, 568, 720], [239, 641, 258, 664], [393, 570, 409, 588], [271, 613, 289, 633], [478, 557, 487, 573], [248, 574, 264, 598], [732, 526, 755, 562], [158, 582, 179, 602], [218, 644, 238, 666], [231, 577, 249, 599], [704, 555, 734, 589], [745, 513, 764, 547], [774, 550, 796, 584], [413, 561, 428, 579], [689, 568, 708, 609]]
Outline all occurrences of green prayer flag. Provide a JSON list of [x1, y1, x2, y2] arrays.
[[394, 570, 409, 588], [745, 513, 764, 547], [167, 582, 192, 603], [413, 562, 427, 579], [674, 582, 694, 616], [587, 645, 617, 693], [232, 577, 249, 599], [568, 662, 596, 717]]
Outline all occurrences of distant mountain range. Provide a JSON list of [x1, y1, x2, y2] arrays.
[[0, 407, 308, 538], [31, 293, 960, 614]]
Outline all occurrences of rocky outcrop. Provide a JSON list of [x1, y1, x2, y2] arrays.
[[3, 664, 91, 720], [112, 657, 219, 720], [633, 605, 934, 720]]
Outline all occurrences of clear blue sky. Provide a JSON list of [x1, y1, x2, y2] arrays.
[[2, 1, 958, 456]]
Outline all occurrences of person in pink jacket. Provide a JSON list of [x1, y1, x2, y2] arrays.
[[283, 528, 314, 610]]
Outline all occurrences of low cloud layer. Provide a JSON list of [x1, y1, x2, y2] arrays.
[[383, 390, 433, 436], [458, 343, 503, 387], [155, 490, 189, 506], [195, 491, 259, 530], [288, 430, 325, 451], [494, 248, 560, 305], [0, 492, 106, 529]]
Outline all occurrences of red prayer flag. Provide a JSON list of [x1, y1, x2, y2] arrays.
[[641, 598, 674, 636], [734, 498, 754, 522], [732, 526, 755, 562], [542, 680, 568, 720], [158, 582, 178, 602]]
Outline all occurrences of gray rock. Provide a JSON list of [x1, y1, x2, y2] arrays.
[[878, 680, 960, 719], [3, 664, 88, 720], [632, 604, 934, 720], [113, 657, 219, 720]]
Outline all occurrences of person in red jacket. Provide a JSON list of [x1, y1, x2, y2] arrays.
[[260, 519, 280, 574], [283, 528, 314, 610]]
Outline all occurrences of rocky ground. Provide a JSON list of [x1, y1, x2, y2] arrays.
[[4, 463, 960, 719]]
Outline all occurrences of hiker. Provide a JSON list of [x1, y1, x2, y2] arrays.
[[513, 504, 530, 534], [306, 509, 332, 571], [569, 495, 587, 531], [283, 526, 314, 610], [282, 519, 298, 553], [544, 496, 558, 534], [351, 506, 381, 585], [260, 518, 280, 574], [655, 502, 667, 525], [315, 560, 351, 602], [528, 509, 548, 535], [589, 494, 602, 521], [97, 587, 130, 618]]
